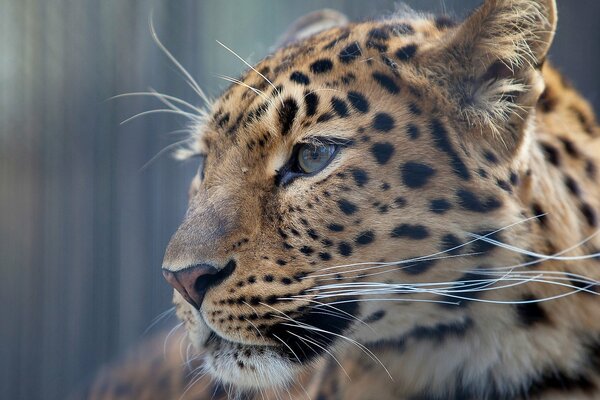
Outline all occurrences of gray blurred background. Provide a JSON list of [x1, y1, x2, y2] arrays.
[[1, 1, 599, 399]]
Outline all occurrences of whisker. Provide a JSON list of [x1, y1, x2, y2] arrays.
[[149, 12, 211, 106], [216, 40, 284, 106], [215, 74, 269, 101], [120, 109, 199, 125], [110, 91, 203, 114], [143, 306, 176, 336]]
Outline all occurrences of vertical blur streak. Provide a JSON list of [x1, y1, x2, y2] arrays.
[[0, 0, 598, 399]]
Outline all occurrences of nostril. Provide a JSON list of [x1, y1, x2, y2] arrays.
[[161, 260, 236, 310]]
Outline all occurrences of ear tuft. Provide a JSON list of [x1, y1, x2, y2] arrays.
[[452, 0, 557, 71], [274, 9, 349, 50], [429, 0, 557, 153]]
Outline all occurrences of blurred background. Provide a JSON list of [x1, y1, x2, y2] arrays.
[[1, 0, 599, 399]]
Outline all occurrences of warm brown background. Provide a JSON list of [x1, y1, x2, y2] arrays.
[[1, 1, 599, 399]]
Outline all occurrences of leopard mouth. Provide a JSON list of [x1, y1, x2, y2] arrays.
[[202, 330, 301, 390]]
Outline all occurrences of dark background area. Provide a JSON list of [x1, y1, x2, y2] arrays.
[[1, 1, 599, 399]]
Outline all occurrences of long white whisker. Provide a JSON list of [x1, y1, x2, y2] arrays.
[[216, 74, 269, 101], [120, 109, 198, 125], [110, 91, 202, 114], [216, 40, 284, 106], [149, 12, 211, 105]]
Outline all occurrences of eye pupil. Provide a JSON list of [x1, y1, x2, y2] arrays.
[[297, 143, 336, 174]]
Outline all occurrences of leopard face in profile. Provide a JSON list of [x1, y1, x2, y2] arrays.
[[155, 1, 600, 399]]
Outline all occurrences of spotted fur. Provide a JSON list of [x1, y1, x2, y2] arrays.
[[86, 1, 600, 399]]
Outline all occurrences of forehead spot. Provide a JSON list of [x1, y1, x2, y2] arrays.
[[372, 72, 400, 95], [391, 224, 430, 240], [339, 42, 362, 64], [372, 113, 395, 132], [370, 142, 395, 165], [401, 162, 436, 188], [347, 91, 370, 114], [290, 71, 310, 85], [395, 44, 417, 61], [310, 59, 334, 74], [331, 97, 350, 118]]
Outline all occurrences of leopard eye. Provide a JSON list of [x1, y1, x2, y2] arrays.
[[297, 143, 336, 174]]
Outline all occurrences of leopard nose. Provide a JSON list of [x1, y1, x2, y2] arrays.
[[162, 264, 221, 310]]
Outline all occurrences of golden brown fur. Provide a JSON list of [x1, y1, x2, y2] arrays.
[[82, 1, 600, 398]]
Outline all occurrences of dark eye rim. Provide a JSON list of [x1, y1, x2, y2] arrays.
[[275, 137, 352, 187]]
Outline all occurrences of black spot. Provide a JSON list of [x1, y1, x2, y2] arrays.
[[247, 276, 256, 284], [347, 91, 369, 113], [278, 98, 299, 135], [457, 189, 502, 213], [300, 246, 314, 256], [430, 198, 452, 214], [470, 230, 502, 255], [371, 142, 395, 165], [509, 172, 519, 186], [581, 203, 598, 227], [317, 113, 333, 123], [586, 160, 597, 180], [404, 258, 437, 275], [264, 275, 274, 282], [250, 296, 261, 306], [338, 42, 362, 63], [319, 252, 332, 261], [483, 150, 499, 164], [307, 229, 319, 240], [431, 119, 471, 180], [395, 44, 417, 61], [564, 175, 581, 196], [327, 223, 344, 232], [281, 277, 293, 285], [310, 59, 333, 74], [366, 40, 388, 52], [408, 103, 422, 115], [276, 259, 287, 266], [372, 72, 400, 94], [407, 124, 420, 140], [435, 16, 457, 29], [351, 168, 369, 187], [304, 91, 319, 117], [559, 137, 579, 157], [401, 162, 436, 188], [368, 27, 389, 41], [569, 277, 598, 294], [355, 231, 375, 245], [364, 310, 386, 323], [515, 295, 550, 326], [290, 71, 310, 85], [331, 97, 349, 118], [496, 179, 512, 193], [391, 224, 430, 240], [441, 234, 463, 255], [338, 242, 353, 256], [531, 203, 547, 226], [394, 197, 407, 208], [217, 112, 230, 128], [540, 142, 560, 166], [337, 199, 358, 215], [372, 113, 395, 132]]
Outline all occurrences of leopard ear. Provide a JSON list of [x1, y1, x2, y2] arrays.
[[430, 0, 557, 153], [274, 9, 349, 49]]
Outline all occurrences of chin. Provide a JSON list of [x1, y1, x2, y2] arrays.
[[184, 310, 303, 391]]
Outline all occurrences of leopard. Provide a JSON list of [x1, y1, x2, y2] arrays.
[[81, 0, 600, 399]]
